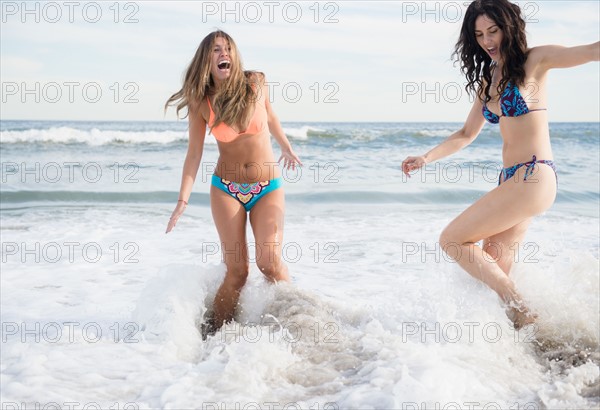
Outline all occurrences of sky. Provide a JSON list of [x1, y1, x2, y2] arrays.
[[1, 0, 599, 122]]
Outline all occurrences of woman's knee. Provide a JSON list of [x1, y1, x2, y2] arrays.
[[483, 241, 502, 262], [223, 263, 249, 289], [483, 241, 514, 273], [256, 255, 284, 280], [439, 226, 464, 260], [439, 225, 458, 249]]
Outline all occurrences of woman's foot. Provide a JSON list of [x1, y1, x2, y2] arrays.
[[506, 303, 537, 330], [200, 312, 218, 341]]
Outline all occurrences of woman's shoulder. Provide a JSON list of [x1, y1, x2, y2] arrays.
[[245, 71, 267, 86], [524, 46, 554, 76], [525, 46, 553, 65], [189, 97, 210, 123]]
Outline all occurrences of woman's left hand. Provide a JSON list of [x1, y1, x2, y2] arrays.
[[279, 149, 302, 170]]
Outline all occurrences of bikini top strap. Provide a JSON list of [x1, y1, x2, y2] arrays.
[[206, 96, 215, 125]]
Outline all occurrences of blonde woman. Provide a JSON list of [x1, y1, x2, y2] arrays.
[[165, 30, 301, 335]]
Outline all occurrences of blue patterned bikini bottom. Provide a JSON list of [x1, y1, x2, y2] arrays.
[[498, 155, 557, 185], [211, 175, 282, 211]]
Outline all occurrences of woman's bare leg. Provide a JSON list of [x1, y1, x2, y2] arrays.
[[483, 218, 532, 276], [249, 188, 290, 283], [439, 165, 556, 328], [210, 185, 249, 329]]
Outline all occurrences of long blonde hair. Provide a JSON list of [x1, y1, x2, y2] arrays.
[[164, 30, 259, 131]]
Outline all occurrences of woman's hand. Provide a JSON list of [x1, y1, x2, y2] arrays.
[[279, 149, 302, 171], [401, 155, 427, 177], [165, 200, 187, 233]]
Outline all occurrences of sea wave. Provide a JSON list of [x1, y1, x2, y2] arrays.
[[0, 125, 330, 145], [1, 188, 596, 206], [282, 125, 328, 140], [0, 127, 191, 145]]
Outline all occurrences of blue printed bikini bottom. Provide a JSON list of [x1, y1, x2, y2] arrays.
[[211, 175, 282, 211], [498, 155, 557, 185]]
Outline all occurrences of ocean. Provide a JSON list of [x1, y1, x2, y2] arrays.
[[1, 120, 599, 409]]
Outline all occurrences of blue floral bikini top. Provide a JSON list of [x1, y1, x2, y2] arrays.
[[482, 81, 546, 124]]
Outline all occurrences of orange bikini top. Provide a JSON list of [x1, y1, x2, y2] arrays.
[[207, 96, 268, 143]]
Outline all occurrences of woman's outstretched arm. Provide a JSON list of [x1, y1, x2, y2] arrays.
[[535, 41, 600, 71], [402, 98, 486, 177], [166, 102, 207, 233], [261, 76, 302, 170]]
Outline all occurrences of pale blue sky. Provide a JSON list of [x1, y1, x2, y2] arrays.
[[1, 1, 599, 122]]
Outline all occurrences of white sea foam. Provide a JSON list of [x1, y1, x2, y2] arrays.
[[0, 125, 324, 145], [1, 121, 598, 407], [414, 129, 456, 137], [2, 202, 597, 406], [0, 127, 217, 145], [283, 125, 325, 140]]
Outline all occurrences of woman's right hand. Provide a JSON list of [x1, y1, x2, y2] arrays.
[[401, 155, 427, 177], [165, 200, 187, 233]]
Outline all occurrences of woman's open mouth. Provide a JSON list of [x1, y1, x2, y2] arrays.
[[217, 60, 231, 70]]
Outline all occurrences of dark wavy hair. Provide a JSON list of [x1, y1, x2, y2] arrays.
[[453, 0, 528, 103]]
